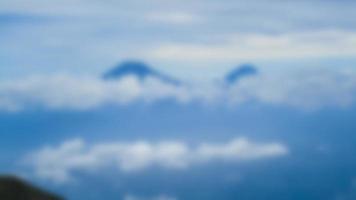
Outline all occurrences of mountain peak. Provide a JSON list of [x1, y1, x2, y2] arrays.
[[103, 61, 155, 80], [225, 64, 258, 84], [102, 60, 181, 85]]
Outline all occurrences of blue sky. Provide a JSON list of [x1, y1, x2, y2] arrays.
[[1, 0, 356, 80], [1, 1, 356, 200]]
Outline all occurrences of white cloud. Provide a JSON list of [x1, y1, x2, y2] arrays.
[[0, 74, 191, 111], [144, 30, 356, 62], [197, 138, 288, 161], [0, 68, 355, 112], [25, 137, 288, 183], [2, 0, 356, 80], [146, 12, 201, 24], [228, 69, 356, 110]]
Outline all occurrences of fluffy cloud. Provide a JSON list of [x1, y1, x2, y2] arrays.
[[25, 137, 288, 183], [0, 68, 355, 112], [146, 12, 200, 25], [227, 69, 356, 110], [0, 74, 190, 111], [145, 30, 356, 62]]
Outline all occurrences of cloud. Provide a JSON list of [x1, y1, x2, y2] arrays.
[[0, 74, 191, 111], [0, 68, 355, 112], [2, 0, 356, 80], [144, 30, 356, 62], [145, 12, 201, 25], [25, 137, 288, 183], [228, 69, 356, 110]]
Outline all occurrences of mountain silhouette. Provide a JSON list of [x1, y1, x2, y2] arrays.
[[102, 61, 180, 85], [225, 64, 258, 84], [0, 175, 63, 200]]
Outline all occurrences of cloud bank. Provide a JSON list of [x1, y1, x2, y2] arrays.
[[0, 75, 191, 111], [25, 137, 288, 183], [2, 0, 356, 82], [145, 31, 356, 62], [0, 68, 355, 111], [227, 69, 356, 110]]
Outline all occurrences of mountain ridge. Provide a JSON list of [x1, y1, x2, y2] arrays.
[[102, 61, 181, 85], [0, 175, 63, 200], [225, 63, 258, 84]]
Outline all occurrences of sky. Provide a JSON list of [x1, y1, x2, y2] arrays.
[[1, 1, 356, 200], [1, 0, 356, 79]]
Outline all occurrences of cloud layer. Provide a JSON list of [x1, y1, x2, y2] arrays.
[[0, 68, 355, 111], [25, 137, 288, 183], [0, 75, 190, 111], [2, 0, 356, 79], [227, 69, 356, 109], [145, 31, 356, 62]]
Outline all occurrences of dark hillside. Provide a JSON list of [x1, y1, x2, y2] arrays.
[[0, 176, 63, 200]]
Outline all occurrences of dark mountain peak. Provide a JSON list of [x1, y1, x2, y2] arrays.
[[0, 175, 63, 200], [102, 60, 181, 85], [225, 63, 258, 84], [103, 60, 155, 80]]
